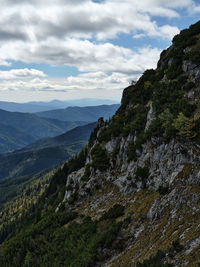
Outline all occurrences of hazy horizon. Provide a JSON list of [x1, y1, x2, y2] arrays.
[[0, 98, 120, 104]]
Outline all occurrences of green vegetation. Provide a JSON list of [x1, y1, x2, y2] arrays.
[[100, 204, 125, 220], [0, 145, 88, 245], [91, 144, 110, 171], [127, 141, 137, 162], [46, 147, 88, 207], [158, 109, 176, 141], [135, 166, 149, 180], [0, 170, 53, 244], [81, 164, 91, 182], [185, 48, 200, 64], [135, 166, 150, 188], [136, 250, 172, 267], [0, 123, 95, 181], [173, 112, 196, 138], [0, 204, 125, 267]]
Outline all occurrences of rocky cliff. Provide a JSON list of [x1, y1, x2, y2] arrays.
[[60, 21, 200, 266]]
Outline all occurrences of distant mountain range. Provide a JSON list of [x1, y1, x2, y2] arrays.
[[20, 122, 96, 152], [0, 122, 95, 180], [0, 99, 119, 113], [36, 104, 120, 122], [0, 109, 87, 153], [0, 104, 119, 153], [0, 101, 54, 113]]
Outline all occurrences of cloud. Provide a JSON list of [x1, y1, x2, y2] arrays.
[[0, 68, 46, 79], [0, 0, 183, 71], [0, 0, 181, 43], [0, 39, 161, 75], [0, 29, 28, 41], [0, 72, 130, 101], [0, 0, 197, 102], [31, 1, 179, 41], [187, 2, 200, 14]]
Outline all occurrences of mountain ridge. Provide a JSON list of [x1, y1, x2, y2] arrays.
[[0, 122, 95, 180], [0, 99, 119, 113], [0, 104, 118, 153], [0, 108, 86, 153], [36, 104, 120, 122]]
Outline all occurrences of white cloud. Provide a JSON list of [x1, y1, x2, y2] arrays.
[[0, 68, 46, 79], [0, 0, 182, 71], [187, 2, 200, 14], [0, 0, 181, 43], [0, 0, 197, 101], [0, 72, 130, 103], [0, 71, 132, 93], [0, 39, 161, 75]]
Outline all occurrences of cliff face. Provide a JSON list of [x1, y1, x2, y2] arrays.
[[61, 21, 200, 266]]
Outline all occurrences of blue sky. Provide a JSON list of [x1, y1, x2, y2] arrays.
[[0, 0, 199, 102]]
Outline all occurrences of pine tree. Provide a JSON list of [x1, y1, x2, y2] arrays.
[[173, 112, 196, 138]]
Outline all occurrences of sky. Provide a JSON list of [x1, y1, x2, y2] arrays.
[[0, 0, 200, 103]]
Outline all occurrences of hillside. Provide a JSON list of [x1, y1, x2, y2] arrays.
[[36, 104, 120, 122], [20, 122, 96, 152], [0, 123, 95, 180], [0, 109, 88, 153], [0, 123, 35, 152], [0, 21, 200, 266]]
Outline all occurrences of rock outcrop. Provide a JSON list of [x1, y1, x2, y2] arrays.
[[60, 21, 200, 266]]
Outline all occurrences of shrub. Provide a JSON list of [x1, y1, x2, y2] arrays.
[[81, 164, 91, 182], [101, 221, 122, 247], [145, 119, 163, 140], [182, 81, 195, 91], [166, 64, 183, 80], [68, 191, 78, 204], [91, 144, 110, 171], [185, 48, 200, 64], [127, 142, 137, 162], [135, 166, 149, 181], [158, 109, 176, 141], [98, 127, 112, 143], [173, 112, 196, 138], [172, 240, 184, 252], [100, 204, 125, 221], [136, 250, 171, 267], [158, 186, 170, 195]]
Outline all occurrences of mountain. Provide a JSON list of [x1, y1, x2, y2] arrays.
[[0, 123, 35, 152], [0, 101, 55, 113], [36, 104, 120, 121], [0, 99, 119, 113], [30, 98, 119, 108], [0, 122, 95, 180], [20, 122, 96, 152], [0, 109, 87, 153], [0, 104, 118, 153], [0, 21, 200, 266]]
